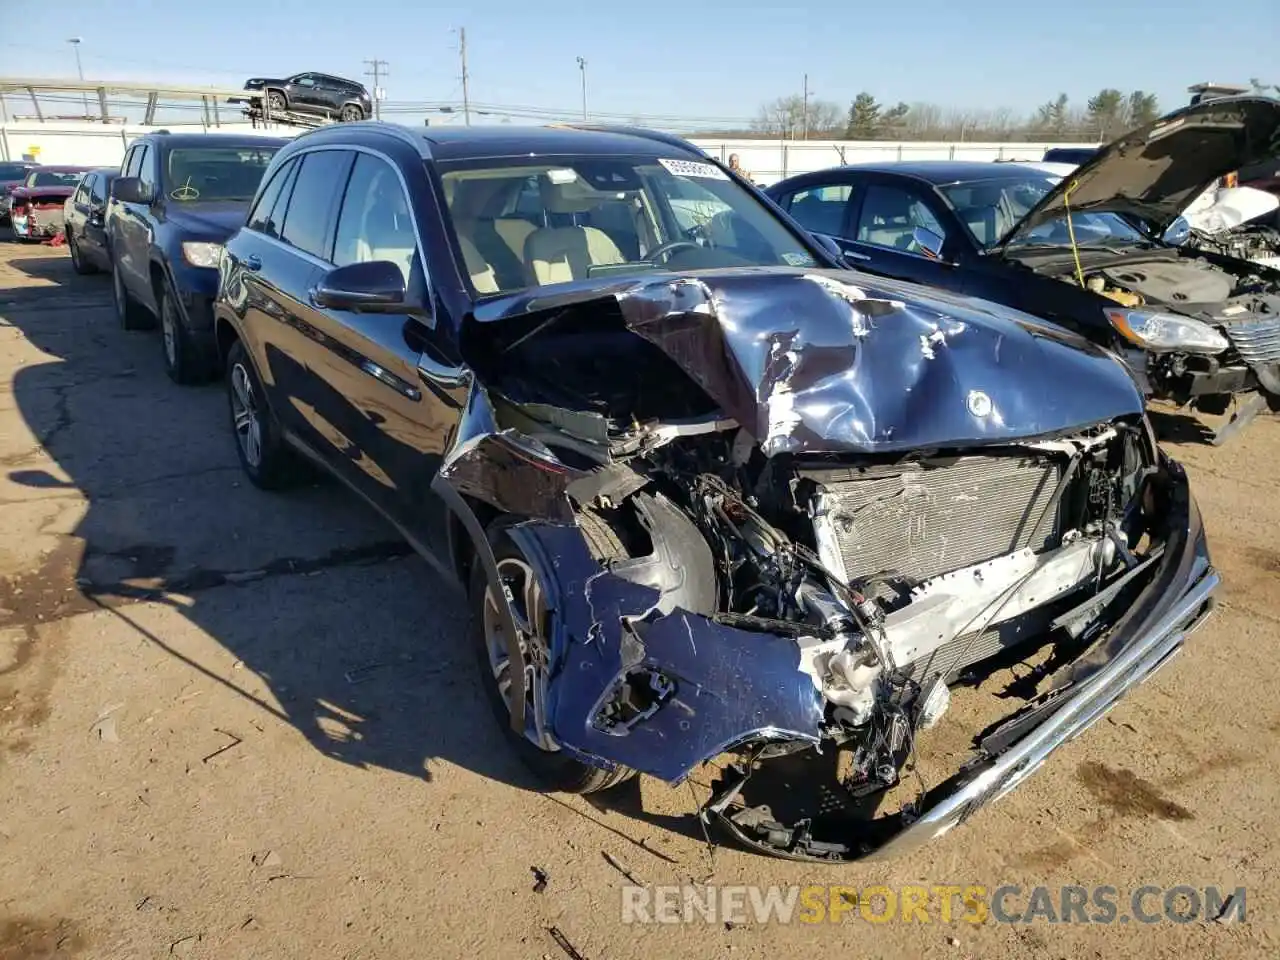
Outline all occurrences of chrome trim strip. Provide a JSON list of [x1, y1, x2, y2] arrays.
[[867, 567, 1219, 860]]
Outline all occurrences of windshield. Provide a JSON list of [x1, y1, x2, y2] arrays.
[[165, 146, 280, 202], [0, 164, 31, 180], [940, 175, 1148, 249], [437, 155, 818, 296], [28, 171, 83, 189]]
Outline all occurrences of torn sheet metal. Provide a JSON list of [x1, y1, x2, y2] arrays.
[[468, 267, 1144, 455], [511, 515, 823, 783]]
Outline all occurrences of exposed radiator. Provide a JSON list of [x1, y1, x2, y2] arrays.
[[806, 453, 1064, 591]]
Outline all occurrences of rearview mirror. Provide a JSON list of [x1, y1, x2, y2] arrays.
[[912, 226, 945, 260], [312, 260, 406, 311]]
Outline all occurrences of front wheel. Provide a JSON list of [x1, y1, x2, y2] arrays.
[[68, 232, 96, 274], [470, 525, 634, 794], [160, 283, 215, 385], [266, 91, 287, 115]]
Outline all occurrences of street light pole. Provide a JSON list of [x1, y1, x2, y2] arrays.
[[576, 57, 587, 121], [67, 37, 88, 116]]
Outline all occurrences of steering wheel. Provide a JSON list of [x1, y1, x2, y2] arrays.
[[645, 240, 700, 263]]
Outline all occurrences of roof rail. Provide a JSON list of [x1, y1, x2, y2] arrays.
[[290, 119, 428, 155], [552, 122, 706, 157]]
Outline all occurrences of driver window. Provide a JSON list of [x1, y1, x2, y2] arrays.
[[855, 185, 946, 252], [333, 154, 419, 285], [136, 145, 156, 195]]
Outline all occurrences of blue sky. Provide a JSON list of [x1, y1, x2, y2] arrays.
[[4, 0, 1279, 127]]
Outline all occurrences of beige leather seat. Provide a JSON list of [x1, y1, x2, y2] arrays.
[[457, 235, 498, 294], [523, 181, 625, 285], [493, 218, 536, 266]]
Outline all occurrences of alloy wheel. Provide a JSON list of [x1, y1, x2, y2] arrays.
[[68, 235, 81, 269], [229, 362, 263, 468], [267, 92, 286, 114], [482, 556, 558, 752], [341, 105, 362, 122]]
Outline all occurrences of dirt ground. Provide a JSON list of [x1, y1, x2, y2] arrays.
[[0, 241, 1277, 960]]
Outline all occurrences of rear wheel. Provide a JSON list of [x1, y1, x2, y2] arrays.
[[470, 522, 635, 794], [340, 104, 364, 122], [111, 258, 153, 330], [225, 339, 302, 490]]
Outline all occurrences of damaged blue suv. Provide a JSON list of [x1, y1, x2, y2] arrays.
[[212, 122, 1218, 862]]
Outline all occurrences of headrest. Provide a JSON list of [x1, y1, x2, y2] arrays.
[[540, 176, 601, 214]]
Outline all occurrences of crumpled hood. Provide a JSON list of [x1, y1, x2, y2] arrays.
[[998, 96, 1280, 247], [166, 202, 251, 239], [469, 268, 1144, 454], [1181, 184, 1280, 233]]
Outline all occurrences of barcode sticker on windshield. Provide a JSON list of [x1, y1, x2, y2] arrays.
[[659, 158, 728, 180]]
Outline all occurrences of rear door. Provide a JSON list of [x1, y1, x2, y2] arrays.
[[242, 150, 352, 434], [82, 173, 114, 264]]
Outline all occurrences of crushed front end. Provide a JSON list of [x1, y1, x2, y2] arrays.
[[452, 269, 1219, 862]]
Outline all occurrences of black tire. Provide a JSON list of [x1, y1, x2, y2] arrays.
[[160, 282, 215, 385], [225, 339, 303, 490], [266, 90, 287, 115], [469, 522, 635, 794], [111, 258, 154, 330], [340, 104, 364, 122], [67, 231, 97, 275]]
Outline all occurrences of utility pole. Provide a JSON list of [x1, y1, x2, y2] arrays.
[[801, 73, 809, 140], [577, 57, 587, 121], [458, 28, 471, 126], [68, 38, 88, 117], [362, 59, 388, 120]]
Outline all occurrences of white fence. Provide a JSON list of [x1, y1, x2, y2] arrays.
[[0, 120, 291, 167], [2, 120, 1096, 185], [690, 139, 1098, 186]]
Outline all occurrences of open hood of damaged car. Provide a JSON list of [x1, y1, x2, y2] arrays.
[[465, 268, 1143, 454], [996, 96, 1280, 248]]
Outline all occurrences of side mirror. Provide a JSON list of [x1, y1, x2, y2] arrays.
[[111, 176, 153, 204], [312, 260, 406, 311], [1162, 216, 1191, 246], [912, 226, 945, 260], [812, 232, 847, 262]]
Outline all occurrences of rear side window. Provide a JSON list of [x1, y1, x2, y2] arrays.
[[279, 150, 354, 260], [91, 175, 110, 205], [246, 158, 295, 237]]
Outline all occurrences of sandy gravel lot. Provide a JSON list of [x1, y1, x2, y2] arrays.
[[1, 241, 1277, 959]]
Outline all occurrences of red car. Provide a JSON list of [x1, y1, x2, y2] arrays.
[[0, 161, 40, 223], [7, 166, 92, 241]]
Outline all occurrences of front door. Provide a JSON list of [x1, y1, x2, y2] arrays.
[[289, 150, 464, 558], [836, 181, 963, 294]]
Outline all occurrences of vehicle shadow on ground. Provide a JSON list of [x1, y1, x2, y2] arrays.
[[1147, 408, 1216, 445], [1, 253, 540, 795]]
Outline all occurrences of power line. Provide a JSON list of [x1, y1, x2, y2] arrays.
[[362, 59, 388, 120]]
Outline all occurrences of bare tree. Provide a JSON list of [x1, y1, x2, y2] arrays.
[[753, 94, 841, 138]]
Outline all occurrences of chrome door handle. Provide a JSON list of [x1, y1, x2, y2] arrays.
[[842, 249, 871, 261]]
